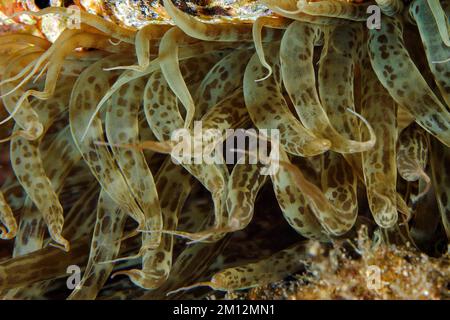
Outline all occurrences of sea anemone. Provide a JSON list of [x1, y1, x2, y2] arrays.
[[0, 0, 448, 299]]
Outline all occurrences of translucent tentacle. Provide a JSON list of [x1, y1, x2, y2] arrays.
[[158, 27, 199, 129], [170, 242, 311, 293], [113, 24, 171, 72], [261, 0, 345, 24], [68, 190, 127, 300], [1, 52, 44, 140], [410, 0, 450, 106], [6, 33, 133, 127], [244, 43, 331, 157], [194, 49, 252, 117], [426, 0, 450, 47], [282, 22, 376, 153], [82, 41, 234, 141], [361, 55, 398, 229], [368, 16, 450, 147], [112, 160, 194, 289], [277, 149, 357, 236], [375, 0, 404, 17], [106, 77, 163, 249], [397, 123, 431, 203], [253, 16, 291, 81], [69, 54, 146, 228], [272, 153, 328, 240]]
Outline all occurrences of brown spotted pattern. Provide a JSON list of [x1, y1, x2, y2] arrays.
[[68, 190, 127, 299], [69, 54, 147, 229], [282, 21, 375, 154], [0, 191, 16, 240], [376, 0, 404, 17], [368, 16, 450, 147], [272, 150, 328, 241], [0, 0, 449, 299], [410, 0, 450, 106], [1, 51, 44, 141], [106, 77, 163, 250], [244, 44, 331, 157], [361, 55, 398, 229], [179, 241, 312, 292], [397, 123, 430, 203]]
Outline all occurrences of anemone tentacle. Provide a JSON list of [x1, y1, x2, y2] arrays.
[[0, 0, 448, 299]]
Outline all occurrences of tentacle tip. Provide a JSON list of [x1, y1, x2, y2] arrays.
[[108, 38, 123, 46], [111, 269, 135, 280], [166, 281, 213, 296], [61, 239, 71, 252], [255, 70, 273, 83], [431, 57, 450, 64], [111, 269, 161, 289], [0, 115, 13, 126], [306, 138, 332, 156], [48, 239, 70, 252], [104, 65, 146, 72], [373, 209, 398, 229]]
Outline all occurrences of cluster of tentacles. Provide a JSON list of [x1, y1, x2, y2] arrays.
[[0, 0, 449, 299]]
